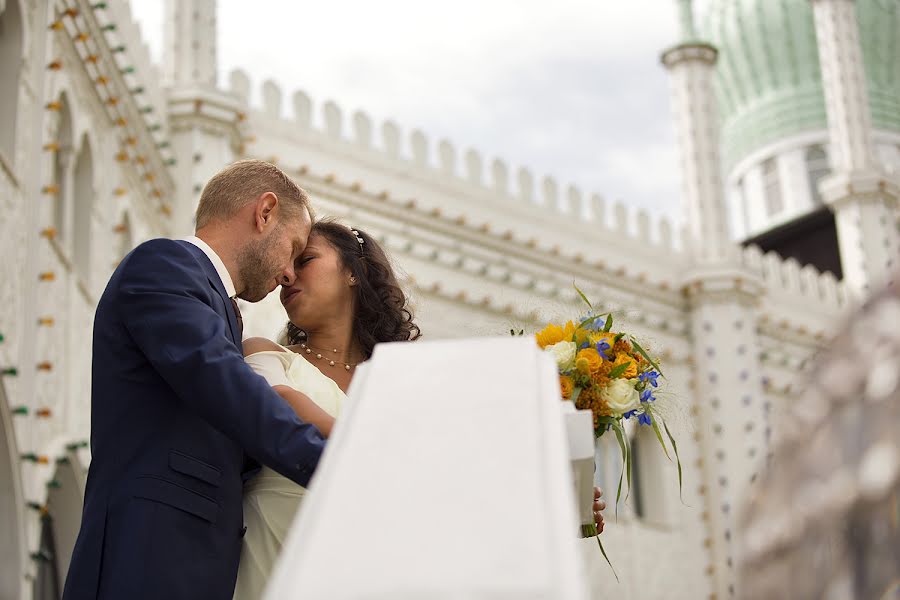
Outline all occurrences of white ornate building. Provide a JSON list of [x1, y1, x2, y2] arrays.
[[0, 0, 897, 598]]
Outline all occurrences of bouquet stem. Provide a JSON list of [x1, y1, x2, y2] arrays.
[[580, 524, 618, 582]]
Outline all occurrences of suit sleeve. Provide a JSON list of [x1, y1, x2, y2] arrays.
[[115, 239, 324, 486]]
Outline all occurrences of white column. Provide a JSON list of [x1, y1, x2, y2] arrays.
[[661, 40, 730, 263], [163, 0, 244, 235], [168, 124, 238, 235], [812, 0, 875, 173], [163, 0, 218, 86], [680, 272, 768, 600], [811, 0, 900, 296], [661, 5, 768, 598]]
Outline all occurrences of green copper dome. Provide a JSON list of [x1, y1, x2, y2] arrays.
[[700, 0, 900, 170]]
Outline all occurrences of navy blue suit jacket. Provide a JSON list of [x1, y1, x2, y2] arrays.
[[62, 239, 326, 600]]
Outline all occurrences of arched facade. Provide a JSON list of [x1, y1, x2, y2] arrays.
[[805, 145, 829, 205], [0, 0, 23, 163], [0, 380, 26, 600], [72, 136, 94, 284], [51, 94, 73, 244]]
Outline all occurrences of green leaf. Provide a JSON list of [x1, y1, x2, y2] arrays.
[[663, 421, 685, 504], [626, 439, 633, 504], [612, 420, 632, 504], [577, 312, 609, 331], [603, 313, 614, 332], [573, 282, 592, 309], [595, 535, 618, 582], [594, 416, 618, 438], [630, 337, 664, 378], [607, 361, 631, 379], [647, 407, 672, 461], [613, 333, 625, 343], [594, 416, 615, 437], [611, 421, 628, 519], [570, 387, 582, 405]]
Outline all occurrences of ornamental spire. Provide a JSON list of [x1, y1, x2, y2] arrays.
[[677, 0, 697, 41]]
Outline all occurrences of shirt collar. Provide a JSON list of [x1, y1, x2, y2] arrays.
[[182, 236, 237, 298]]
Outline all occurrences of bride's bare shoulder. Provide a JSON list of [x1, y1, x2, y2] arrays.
[[242, 337, 286, 357]]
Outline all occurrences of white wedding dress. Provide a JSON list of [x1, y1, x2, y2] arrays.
[[233, 345, 346, 600]]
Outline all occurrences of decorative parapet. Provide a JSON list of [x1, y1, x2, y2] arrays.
[[740, 244, 849, 313], [226, 71, 688, 258], [167, 85, 247, 149]]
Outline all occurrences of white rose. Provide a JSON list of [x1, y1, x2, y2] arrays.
[[545, 341, 576, 372], [600, 378, 641, 416]]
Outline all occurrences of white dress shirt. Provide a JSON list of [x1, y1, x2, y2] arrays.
[[182, 236, 237, 298]]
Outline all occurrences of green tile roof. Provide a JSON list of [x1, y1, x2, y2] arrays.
[[701, 0, 900, 169]]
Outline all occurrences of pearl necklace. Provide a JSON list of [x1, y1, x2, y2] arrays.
[[299, 342, 358, 371]]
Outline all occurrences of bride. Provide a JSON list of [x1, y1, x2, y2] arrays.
[[232, 220, 420, 599], [233, 220, 607, 599]]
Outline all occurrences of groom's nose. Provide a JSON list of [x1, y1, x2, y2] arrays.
[[280, 266, 297, 287]]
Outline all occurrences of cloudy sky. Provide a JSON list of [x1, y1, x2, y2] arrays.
[[131, 0, 683, 222]]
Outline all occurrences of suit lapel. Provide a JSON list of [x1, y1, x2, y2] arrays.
[[177, 241, 242, 346], [220, 290, 242, 347]]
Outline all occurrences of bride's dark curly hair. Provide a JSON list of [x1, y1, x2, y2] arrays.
[[285, 220, 421, 358]]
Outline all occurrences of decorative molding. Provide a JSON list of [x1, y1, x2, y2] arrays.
[[660, 42, 718, 68]]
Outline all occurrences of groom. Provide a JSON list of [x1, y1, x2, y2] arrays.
[[63, 160, 325, 600]]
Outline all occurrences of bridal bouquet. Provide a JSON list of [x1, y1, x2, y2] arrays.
[[531, 285, 683, 517]]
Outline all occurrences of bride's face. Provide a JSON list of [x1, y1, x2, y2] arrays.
[[280, 232, 354, 330]]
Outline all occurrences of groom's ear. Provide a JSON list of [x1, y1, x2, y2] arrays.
[[254, 191, 279, 231]]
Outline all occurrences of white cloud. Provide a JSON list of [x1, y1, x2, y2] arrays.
[[131, 0, 683, 220]]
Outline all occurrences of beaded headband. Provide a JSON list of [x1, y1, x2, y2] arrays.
[[349, 228, 365, 255]]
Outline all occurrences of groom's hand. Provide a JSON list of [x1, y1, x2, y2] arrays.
[[593, 487, 606, 533]]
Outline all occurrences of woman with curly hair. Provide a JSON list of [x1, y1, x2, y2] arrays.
[[233, 220, 420, 599]]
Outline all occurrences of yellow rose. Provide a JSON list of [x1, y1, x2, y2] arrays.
[[575, 347, 603, 376], [611, 353, 638, 378], [559, 375, 574, 400], [535, 320, 575, 349]]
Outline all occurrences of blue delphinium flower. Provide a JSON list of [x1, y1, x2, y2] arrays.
[[639, 370, 659, 388], [638, 412, 652, 426], [640, 389, 655, 403], [595, 340, 612, 360], [623, 410, 637, 419], [579, 312, 607, 332]]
